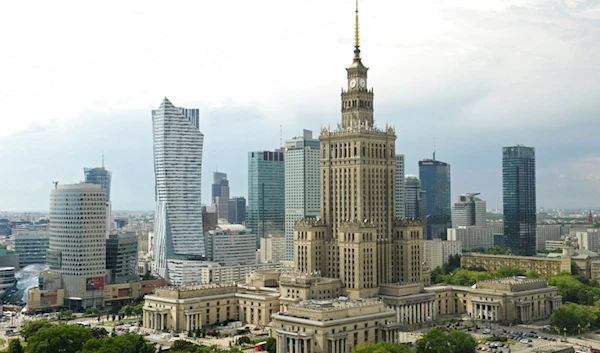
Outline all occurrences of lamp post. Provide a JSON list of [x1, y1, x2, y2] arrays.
[[578, 324, 581, 337], [563, 327, 567, 342]]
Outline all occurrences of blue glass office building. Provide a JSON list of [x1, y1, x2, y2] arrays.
[[503, 145, 536, 256], [419, 159, 451, 240], [247, 150, 285, 247]]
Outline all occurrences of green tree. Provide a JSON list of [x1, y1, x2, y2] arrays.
[[133, 302, 144, 316], [7, 339, 24, 353], [415, 328, 476, 353], [84, 307, 100, 317], [353, 342, 412, 353], [20, 319, 53, 341], [496, 267, 525, 278], [80, 333, 155, 353], [91, 327, 109, 339], [264, 337, 277, 353], [447, 330, 477, 353], [550, 303, 597, 335], [119, 305, 134, 318], [57, 309, 73, 320], [26, 324, 93, 353], [486, 246, 510, 255]]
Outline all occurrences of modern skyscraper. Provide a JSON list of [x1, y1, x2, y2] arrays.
[[293, 5, 423, 297], [452, 193, 486, 227], [106, 232, 138, 284], [503, 145, 536, 256], [212, 172, 230, 221], [395, 154, 405, 219], [47, 183, 106, 309], [84, 159, 113, 234], [404, 175, 427, 222], [284, 129, 320, 261], [152, 98, 205, 282], [419, 158, 451, 240], [246, 149, 285, 246], [228, 197, 246, 225]]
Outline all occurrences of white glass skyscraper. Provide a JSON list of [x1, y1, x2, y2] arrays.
[[284, 130, 320, 260], [152, 97, 204, 283]]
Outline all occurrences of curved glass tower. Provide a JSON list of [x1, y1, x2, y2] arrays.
[[152, 97, 204, 283]]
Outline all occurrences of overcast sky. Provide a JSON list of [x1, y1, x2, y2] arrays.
[[1, 0, 599, 211]]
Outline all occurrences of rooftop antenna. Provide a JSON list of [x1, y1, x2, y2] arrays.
[[102, 154, 105, 168], [433, 137, 436, 161], [53, 181, 59, 189], [280, 125, 283, 148]]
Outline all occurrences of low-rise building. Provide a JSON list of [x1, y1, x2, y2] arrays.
[[271, 298, 400, 353], [12, 225, 49, 268], [206, 224, 257, 265], [427, 277, 562, 325], [461, 253, 571, 276], [166, 260, 288, 286], [260, 234, 286, 263], [0, 267, 16, 294], [423, 239, 462, 270]]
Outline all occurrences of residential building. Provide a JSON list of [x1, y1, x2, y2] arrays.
[[247, 149, 285, 245], [0, 267, 16, 295], [227, 197, 246, 225], [106, 232, 139, 284], [460, 253, 571, 276], [152, 98, 205, 283], [574, 229, 600, 253], [537, 225, 571, 251], [205, 224, 257, 265], [47, 183, 107, 310], [260, 234, 286, 263], [212, 172, 230, 221], [419, 157, 452, 240], [451, 193, 486, 227], [447, 226, 496, 250], [12, 224, 49, 268], [165, 260, 286, 286], [395, 154, 405, 219], [284, 129, 320, 261], [423, 239, 462, 270], [503, 145, 536, 256], [84, 160, 113, 234]]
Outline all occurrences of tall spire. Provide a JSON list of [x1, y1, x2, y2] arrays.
[[354, 0, 360, 49]]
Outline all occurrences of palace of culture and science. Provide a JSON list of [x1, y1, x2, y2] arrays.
[[142, 3, 563, 352]]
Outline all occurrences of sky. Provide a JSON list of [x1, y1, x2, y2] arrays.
[[0, 0, 599, 211]]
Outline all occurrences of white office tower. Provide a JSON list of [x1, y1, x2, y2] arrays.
[[451, 193, 486, 227], [284, 129, 320, 261], [395, 154, 405, 219], [47, 183, 106, 309], [152, 97, 205, 283]]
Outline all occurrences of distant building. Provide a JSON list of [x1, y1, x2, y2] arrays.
[[260, 234, 286, 263], [537, 225, 571, 251], [419, 158, 451, 239], [165, 260, 285, 286], [227, 197, 246, 225], [447, 225, 498, 251], [205, 224, 257, 265], [0, 267, 16, 295], [247, 149, 285, 245], [284, 130, 320, 261], [460, 253, 571, 277], [84, 162, 113, 234], [395, 154, 406, 219], [201, 206, 218, 236], [106, 232, 139, 284], [404, 175, 427, 223], [574, 229, 600, 253], [47, 183, 107, 310], [12, 225, 49, 268], [152, 98, 205, 283], [212, 172, 230, 221], [503, 145, 536, 256], [452, 193, 486, 227], [423, 239, 462, 270]]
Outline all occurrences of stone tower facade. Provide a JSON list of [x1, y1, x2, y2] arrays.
[[293, 5, 423, 298]]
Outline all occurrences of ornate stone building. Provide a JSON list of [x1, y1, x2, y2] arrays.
[[293, 2, 423, 300]]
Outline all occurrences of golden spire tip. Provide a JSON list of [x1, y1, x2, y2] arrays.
[[354, 0, 360, 48]]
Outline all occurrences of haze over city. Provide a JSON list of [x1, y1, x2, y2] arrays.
[[1, 0, 599, 211]]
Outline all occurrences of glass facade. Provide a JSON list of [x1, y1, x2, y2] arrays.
[[419, 159, 451, 240], [247, 150, 285, 247], [503, 145, 536, 256], [84, 167, 112, 201], [227, 197, 246, 225]]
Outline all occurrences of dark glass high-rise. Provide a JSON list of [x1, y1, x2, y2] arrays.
[[418, 158, 451, 240], [503, 145, 536, 256]]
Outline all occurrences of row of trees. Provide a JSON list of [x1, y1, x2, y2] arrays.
[[3, 319, 155, 353], [352, 329, 478, 353]]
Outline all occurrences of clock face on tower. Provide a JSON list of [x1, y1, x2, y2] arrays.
[[350, 79, 356, 88], [360, 78, 366, 88]]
